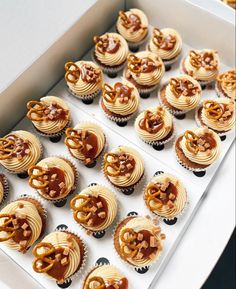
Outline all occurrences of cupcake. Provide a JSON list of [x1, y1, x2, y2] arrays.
[[134, 106, 174, 148], [64, 61, 103, 104], [93, 32, 129, 78], [83, 265, 129, 289], [116, 8, 149, 51], [158, 75, 202, 116], [215, 69, 236, 100], [0, 197, 46, 253], [181, 49, 220, 86], [0, 130, 42, 174], [147, 27, 182, 67], [114, 215, 165, 267], [0, 174, 9, 205], [32, 230, 86, 283], [103, 146, 144, 194], [175, 127, 221, 171], [123, 51, 165, 98], [144, 173, 187, 219], [65, 123, 106, 167], [26, 96, 71, 138], [28, 157, 77, 202], [101, 78, 140, 125], [70, 184, 117, 233], [196, 98, 235, 135]]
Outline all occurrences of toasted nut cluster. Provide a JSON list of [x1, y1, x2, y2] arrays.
[[0, 135, 30, 161], [152, 28, 176, 50], [102, 83, 134, 104], [169, 78, 200, 97], [144, 178, 176, 210], [189, 50, 218, 70], [27, 101, 68, 122], [104, 153, 135, 177], [70, 195, 107, 226], [217, 70, 236, 90], [139, 108, 164, 134], [0, 211, 32, 252], [127, 54, 158, 75], [94, 34, 120, 55]]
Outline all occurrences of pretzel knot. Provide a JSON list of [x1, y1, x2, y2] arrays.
[[0, 214, 16, 242], [145, 183, 163, 210], [120, 228, 139, 258], [93, 35, 107, 55], [27, 101, 49, 121], [184, 130, 199, 154], [119, 11, 132, 29], [70, 195, 94, 223], [103, 153, 121, 177], [0, 138, 15, 160], [86, 276, 106, 289], [102, 83, 117, 103], [127, 54, 142, 74], [218, 70, 236, 90], [65, 62, 80, 84], [203, 100, 224, 120], [32, 242, 58, 273], [189, 50, 202, 69], [65, 128, 85, 150], [28, 166, 49, 190], [152, 28, 164, 47]]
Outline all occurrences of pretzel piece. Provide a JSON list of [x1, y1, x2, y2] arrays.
[[70, 195, 93, 223], [127, 54, 142, 75], [0, 214, 16, 242], [32, 242, 56, 273], [0, 138, 15, 160], [28, 166, 49, 190], [184, 130, 199, 154], [86, 276, 106, 289], [189, 50, 202, 69], [203, 100, 224, 120], [217, 70, 236, 90], [103, 153, 121, 177], [102, 83, 117, 103], [65, 62, 80, 84]]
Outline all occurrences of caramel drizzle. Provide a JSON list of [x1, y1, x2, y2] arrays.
[[65, 62, 101, 84], [119, 11, 144, 32], [138, 108, 164, 134], [169, 77, 200, 98], [86, 276, 128, 289], [103, 153, 135, 177], [65, 128, 98, 165], [94, 34, 120, 55], [0, 135, 30, 161], [127, 54, 159, 75], [217, 70, 236, 90], [152, 28, 176, 50], [102, 83, 134, 104], [27, 101, 69, 122], [70, 194, 107, 226], [189, 50, 218, 70]]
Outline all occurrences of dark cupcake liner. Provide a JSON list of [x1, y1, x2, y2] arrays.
[[0, 173, 9, 206]]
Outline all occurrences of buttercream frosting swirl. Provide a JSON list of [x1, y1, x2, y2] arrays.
[[0, 130, 42, 173], [102, 78, 140, 116], [94, 33, 129, 66], [183, 49, 220, 82], [216, 69, 236, 100], [149, 28, 182, 61], [125, 51, 165, 87], [116, 8, 148, 43], [134, 106, 173, 142], [164, 74, 202, 111], [180, 127, 221, 166]]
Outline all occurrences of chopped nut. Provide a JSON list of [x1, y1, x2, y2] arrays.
[[140, 240, 149, 249], [85, 158, 91, 164], [198, 145, 206, 152], [63, 247, 70, 256], [160, 233, 166, 240], [98, 212, 106, 219], [51, 174, 57, 180], [135, 252, 144, 260], [86, 144, 93, 151], [17, 203, 24, 209], [137, 233, 144, 241], [23, 230, 31, 237], [126, 163, 133, 170], [21, 223, 29, 230], [169, 193, 176, 201], [19, 240, 27, 248], [55, 253, 61, 261], [61, 257, 69, 266], [90, 206, 97, 213], [25, 149, 30, 154], [96, 202, 103, 209], [87, 219, 93, 226], [160, 192, 167, 200], [149, 253, 157, 259], [59, 182, 65, 189], [49, 190, 57, 197], [125, 173, 131, 178], [167, 200, 175, 209], [150, 236, 158, 248], [204, 142, 210, 148]]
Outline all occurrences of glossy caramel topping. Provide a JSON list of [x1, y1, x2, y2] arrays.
[[65, 128, 98, 165], [94, 34, 120, 54], [203, 100, 234, 122], [184, 130, 217, 154], [86, 276, 128, 289], [104, 152, 135, 177], [189, 50, 218, 70], [145, 179, 178, 210], [103, 82, 134, 104], [33, 242, 69, 282], [27, 101, 69, 122], [127, 54, 159, 75], [0, 135, 30, 161], [119, 11, 143, 32], [139, 107, 164, 134], [70, 194, 108, 227], [217, 70, 236, 90], [28, 166, 66, 198], [152, 28, 176, 50], [0, 212, 32, 252], [169, 78, 200, 98], [120, 228, 159, 260]]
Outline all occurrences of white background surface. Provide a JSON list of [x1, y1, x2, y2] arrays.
[[0, 1, 235, 289]]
